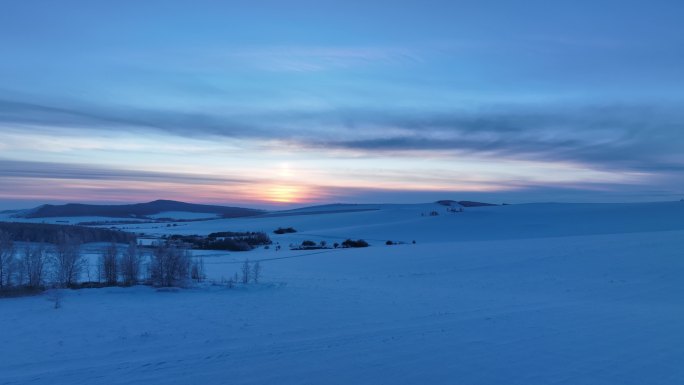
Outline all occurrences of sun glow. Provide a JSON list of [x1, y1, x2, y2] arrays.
[[266, 185, 301, 203]]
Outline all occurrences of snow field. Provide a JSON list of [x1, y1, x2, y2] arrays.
[[1, 202, 684, 384]]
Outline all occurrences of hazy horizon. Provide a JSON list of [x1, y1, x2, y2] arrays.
[[1, 194, 682, 212]]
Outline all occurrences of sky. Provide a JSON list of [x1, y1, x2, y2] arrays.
[[1, 0, 683, 209]]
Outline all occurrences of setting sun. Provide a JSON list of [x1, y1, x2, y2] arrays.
[[266, 185, 300, 203]]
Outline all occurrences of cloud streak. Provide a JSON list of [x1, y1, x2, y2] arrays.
[[0, 159, 251, 185], [2, 97, 681, 175]]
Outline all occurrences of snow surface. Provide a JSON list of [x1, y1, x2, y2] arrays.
[[112, 201, 684, 245], [2, 201, 684, 385], [0, 214, 150, 225], [147, 211, 221, 220]]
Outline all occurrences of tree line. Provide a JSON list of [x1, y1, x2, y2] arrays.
[[0, 222, 135, 244]]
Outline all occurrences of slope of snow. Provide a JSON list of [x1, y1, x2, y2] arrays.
[[1, 201, 684, 385], [111, 201, 684, 245], [147, 211, 221, 220]]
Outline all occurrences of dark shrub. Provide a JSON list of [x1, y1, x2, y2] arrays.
[[301, 240, 316, 247], [274, 227, 297, 234], [342, 239, 369, 248]]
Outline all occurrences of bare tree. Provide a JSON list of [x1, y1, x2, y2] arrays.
[[241, 259, 251, 284], [3, 256, 18, 288], [120, 241, 142, 286], [52, 234, 84, 288], [0, 230, 15, 288], [100, 242, 119, 286], [150, 241, 191, 287], [252, 261, 261, 284], [191, 255, 205, 283], [227, 276, 235, 288], [46, 288, 63, 309], [22, 243, 47, 288]]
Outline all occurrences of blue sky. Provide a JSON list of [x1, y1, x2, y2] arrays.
[[1, 0, 683, 209]]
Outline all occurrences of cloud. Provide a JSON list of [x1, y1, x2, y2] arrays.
[[0, 99, 260, 138], [0, 159, 250, 185], [2, 158, 674, 207], [1, 96, 683, 175], [298, 105, 684, 173], [0, 159, 338, 206]]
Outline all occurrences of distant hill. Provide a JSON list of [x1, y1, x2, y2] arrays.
[[14, 200, 264, 219]]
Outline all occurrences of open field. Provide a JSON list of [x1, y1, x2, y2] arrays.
[[2, 202, 684, 385]]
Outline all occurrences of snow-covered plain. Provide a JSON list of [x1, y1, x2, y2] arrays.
[[2, 201, 684, 385], [147, 211, 221, 220]]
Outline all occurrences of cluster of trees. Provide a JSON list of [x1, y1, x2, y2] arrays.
[[218, 258, 263, 288], [97, 242, 144, 287], [273, 227, 297, 234], [298, 240, 326, 249], [167, 231, 271, 251], [240, 259, 261, 284], [98, 241, 205, 287], [341, 239, 369, 248], [149, 242, 192, 287], [289, 239, 369, 250], [0, 230, 91, 293], [384, 240, 416, 245], [0, 230, 145, 294], [0, 228, 209, 294]]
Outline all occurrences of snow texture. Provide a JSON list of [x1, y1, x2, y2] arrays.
[[1, 201, 684, 385]]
